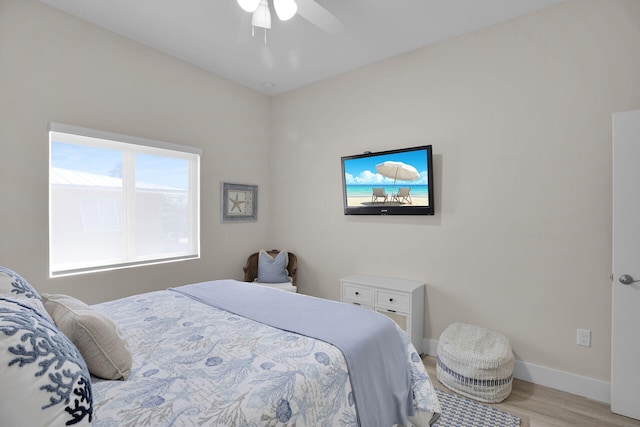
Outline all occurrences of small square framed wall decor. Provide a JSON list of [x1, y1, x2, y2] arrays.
[[221, 182, 258, 222]]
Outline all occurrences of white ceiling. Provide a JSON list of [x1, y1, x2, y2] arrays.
[[37, 0, 565, 95]]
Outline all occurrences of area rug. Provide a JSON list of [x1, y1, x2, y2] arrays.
[[432, 389, 520, 427]]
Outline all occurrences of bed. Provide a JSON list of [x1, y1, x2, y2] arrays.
[[0, 267, 441, 427]]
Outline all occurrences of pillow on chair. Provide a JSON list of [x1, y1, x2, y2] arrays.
[[257, 250, 291, 284]]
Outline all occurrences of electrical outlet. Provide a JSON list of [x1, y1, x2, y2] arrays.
[[577, 329, 591, 347]]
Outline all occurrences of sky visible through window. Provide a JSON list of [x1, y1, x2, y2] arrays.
[[51, 141, 189, 189]]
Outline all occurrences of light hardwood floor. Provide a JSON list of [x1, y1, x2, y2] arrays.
[[422, 355, 640, 427]]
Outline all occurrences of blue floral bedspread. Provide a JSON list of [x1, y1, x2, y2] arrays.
[[90, 290, 440, 426]]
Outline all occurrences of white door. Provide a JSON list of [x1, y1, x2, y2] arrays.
[[611, 109, 640, 420]]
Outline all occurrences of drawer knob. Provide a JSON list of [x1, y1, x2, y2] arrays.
[[389, 298, 394, 302], [355, 291, 359, 296]]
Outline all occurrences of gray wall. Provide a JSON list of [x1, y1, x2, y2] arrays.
[[0, 0, 272, 303], [269, 0, 640, 383]]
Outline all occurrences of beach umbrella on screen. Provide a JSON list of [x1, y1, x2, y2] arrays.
[[375, 161, 419, 185]]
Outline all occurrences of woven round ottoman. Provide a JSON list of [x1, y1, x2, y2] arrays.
[[436, 322, 514, 403]]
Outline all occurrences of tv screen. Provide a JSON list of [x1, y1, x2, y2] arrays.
[[341, 145, 434, 215]]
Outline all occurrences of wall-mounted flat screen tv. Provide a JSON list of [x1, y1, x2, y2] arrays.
[[341, 145, 434, 216]]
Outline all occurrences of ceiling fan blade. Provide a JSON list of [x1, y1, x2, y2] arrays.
[[296, 0, 345, 35]]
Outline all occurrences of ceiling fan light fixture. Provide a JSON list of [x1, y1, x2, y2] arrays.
[[274, 0, 297, 21], [237, 0, 260, 13], [251, 0, 271, 29]]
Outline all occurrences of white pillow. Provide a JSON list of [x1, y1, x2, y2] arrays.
[[0, 297, 93, 426], [0, 266, 53, 323], [42, 293, 132, 380]]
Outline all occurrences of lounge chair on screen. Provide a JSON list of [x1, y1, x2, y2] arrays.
[[371, 188, 388, 203], [394, 187, 412, 204]]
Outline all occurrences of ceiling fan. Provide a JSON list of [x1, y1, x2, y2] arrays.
[[238, 0, 296, 28], [237, 0, 344, 41]]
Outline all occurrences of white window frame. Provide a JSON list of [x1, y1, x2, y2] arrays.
[[49, 122, 202, 277]]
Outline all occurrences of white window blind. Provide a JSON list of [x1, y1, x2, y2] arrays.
[[49, 123, 201, 277]]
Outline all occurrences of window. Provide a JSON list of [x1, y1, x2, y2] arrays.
[[49, 123, 201, 277]]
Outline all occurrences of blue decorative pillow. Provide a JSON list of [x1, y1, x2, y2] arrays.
[[0, 298, 93, 426], [0, 266, 53, 323], [257, 250, 291, 284]]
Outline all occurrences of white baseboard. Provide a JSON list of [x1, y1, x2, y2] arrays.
[[422, 338, 611, 404]]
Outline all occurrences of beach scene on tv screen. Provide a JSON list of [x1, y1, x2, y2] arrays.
[[343, 149, 430, 208]]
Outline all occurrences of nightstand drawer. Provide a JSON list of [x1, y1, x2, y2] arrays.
[[348, 302, 373, 310], [375, 290, 410, 312], [340, 274, 424, 354], [342, 283, 374, 305]]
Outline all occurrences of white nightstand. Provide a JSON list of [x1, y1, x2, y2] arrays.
[[340, 274, 425, 354]]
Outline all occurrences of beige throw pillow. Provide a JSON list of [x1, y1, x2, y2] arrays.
[[42, 293, 132, 380]]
